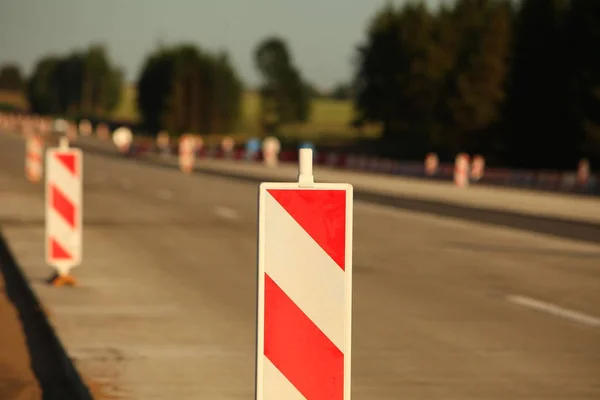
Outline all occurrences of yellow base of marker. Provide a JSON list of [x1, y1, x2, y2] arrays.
[[47, 272, 77, 287]]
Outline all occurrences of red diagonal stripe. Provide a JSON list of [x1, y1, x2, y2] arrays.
[[50, 184, 76, 228], [264, 274, 343, 400], [267, 189, 346, 270], [49, 237, 72, 260], [55, 153, 77, 176]]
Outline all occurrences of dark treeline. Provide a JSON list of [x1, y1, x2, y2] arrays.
[[0, 64, 26, 92], [137, 44, 243, 134], [1, 0, 598, 168], [25, 45, 123, 117], [355, 0, 600, 168]]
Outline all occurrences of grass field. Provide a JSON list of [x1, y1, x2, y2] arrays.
[[1, 85, 381, 144], [111, 85, 380, 144], [0, 91, 28, 111]]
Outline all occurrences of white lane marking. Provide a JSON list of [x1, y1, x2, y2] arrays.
[[119, 177, 132, 189], [214, 206, 238, 220], [157, 189, 173, 200], [507, 295, 600, 328], [51, 305, 180, 316]]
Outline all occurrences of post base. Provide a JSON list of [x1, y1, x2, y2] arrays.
[[47, 272, 77, 287]]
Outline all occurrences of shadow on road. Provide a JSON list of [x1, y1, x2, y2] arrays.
[[0, 230, 92, 400]]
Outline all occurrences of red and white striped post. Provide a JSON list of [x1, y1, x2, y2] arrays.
[[454, 153, 470, 187], [179, 134, 198, 174], [470, 155, 485, 182], [25, 134, 44, 183], [256, 148, 353, 399], [45, 137, 83, 286]]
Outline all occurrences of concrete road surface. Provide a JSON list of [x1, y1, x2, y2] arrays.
[[0, 133, 599, 399]]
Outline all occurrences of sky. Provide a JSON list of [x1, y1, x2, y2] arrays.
[[0, 0, 446, 91]]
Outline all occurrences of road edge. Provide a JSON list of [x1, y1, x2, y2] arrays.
[[0, 230, 94, 400]]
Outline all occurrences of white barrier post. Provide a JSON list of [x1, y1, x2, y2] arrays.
[[45, 136, 83, 286], [262, 136, 281, 168], [256, 148, 353, 399], [112, 127, 133, 154]]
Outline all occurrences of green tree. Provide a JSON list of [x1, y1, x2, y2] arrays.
[[209, 52, 243, 133], [0, 65, 25, 92], [563, 0, 600, 163], [26, 46, 122, 117], [505, 0, 570, 168], [54, 51, 84, 114], [105, 67, 124, 113], [81, 45, 122, 115], [27, 56, 62, 115], [137, 44, 243, 134], [354, 3, 444, 156], [137, 47, 176, 132], [254, 36, 311, 133], [436, 0, 513, 155]]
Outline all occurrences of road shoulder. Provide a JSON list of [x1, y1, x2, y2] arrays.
[[0, 230, 93, 400]]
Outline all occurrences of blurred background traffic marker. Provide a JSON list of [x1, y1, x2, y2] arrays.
[[25, 133, 43, 183], [178, 133, 198, 174], [112, 126, 133, 154], [221, 136, 234, 158], [425, 152, 439, 177], [262, 136, 280, 168], [246, 137, 260, 162], [96, 123, 110, 141], [66, 121, 78, 142], [156, 130, 170, 157], [454, 153, 470, 188], [45, 136, 83, 287], [471, 155, 486, 182], [256, 148, 353, 399], [79, 119, 92, 137], [577, 158, 590, 189]]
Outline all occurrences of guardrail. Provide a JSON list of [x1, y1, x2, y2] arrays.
[[0, 110, 598, 196]]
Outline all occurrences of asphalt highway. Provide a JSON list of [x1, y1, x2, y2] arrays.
[[1, 133, 599, 399], [74, 136, 600, 245]]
